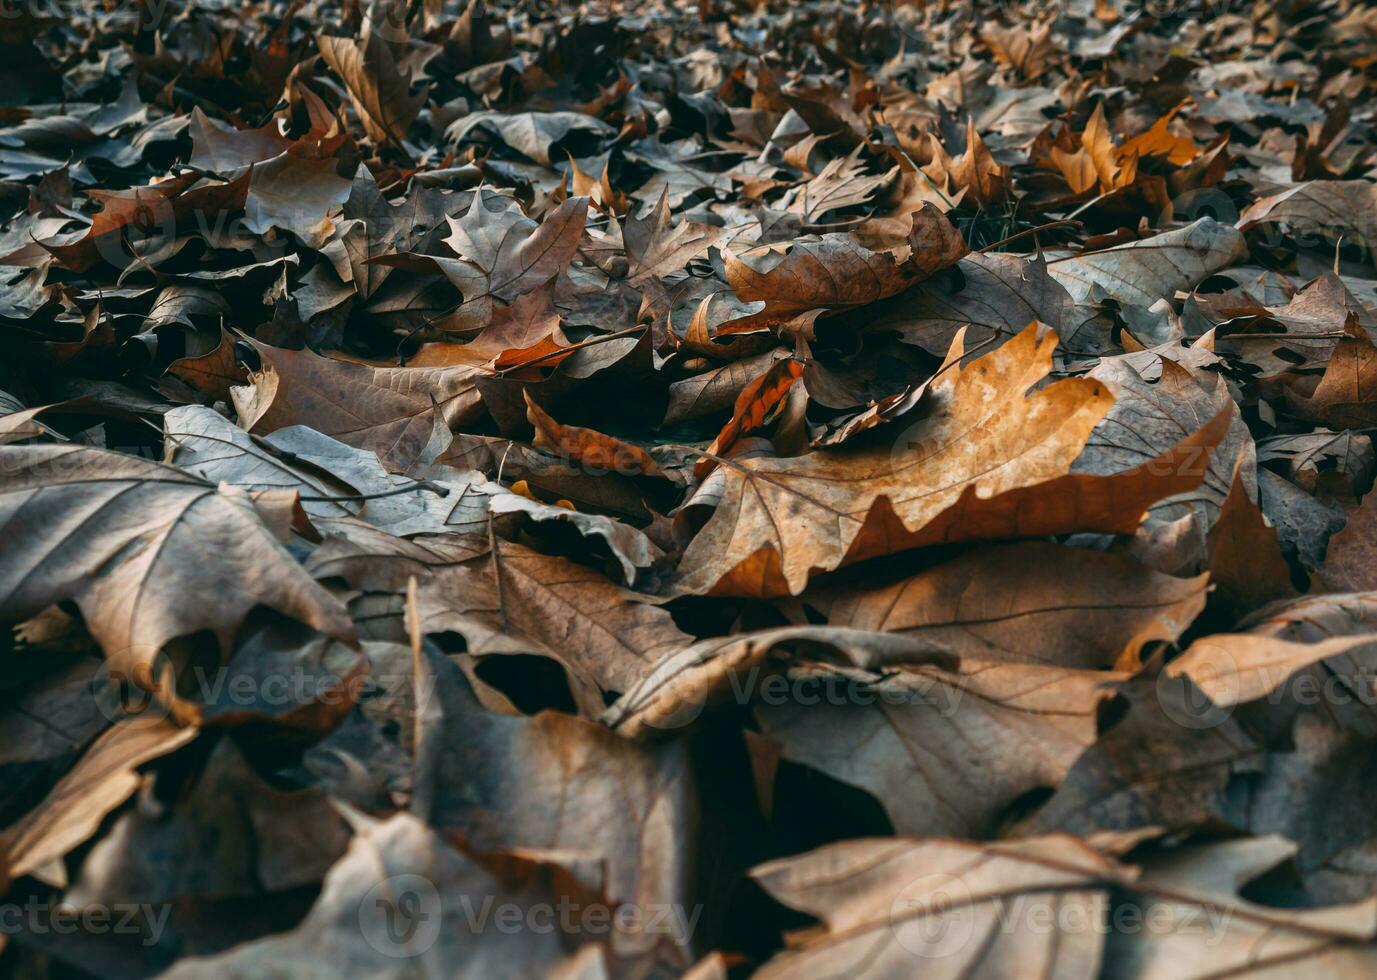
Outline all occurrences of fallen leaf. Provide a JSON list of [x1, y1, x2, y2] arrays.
[[1315, 491, 1377, 593], [425, 189, 588, 333], [317, 31, 430, 149], [755, 657, 1125, 836], [673, 324, 1229, 596], [231, 342, 484, 471], [1208, 463, 1299, 611], [696, 357, 803, 478], [1169, 592, 1377, 710], [720, 204, 967, 334], [161, 811, 615, 977], [1047, 218, 1246, 308], [1288, 320, 1377, 428], [524, 390, 670, 480], [821, 541, 1208, 670], [751, 834, 1121, 977], [1, 718, 196, 885], [868, 251, 1075, 356], [0, 444, 356, 683]]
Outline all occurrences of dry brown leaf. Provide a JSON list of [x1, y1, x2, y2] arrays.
[[186, 107, 293, 172], [1047, 218, 1246, 308], [316, 31, 429, 149], [524, 391, 670, 480], [0, 444, 356, 683], [418, 535, 688, 706], [1104, 836, 1377, 976], [672, 324, 1231, 596], [1026, 672, 1263, 835], [1257, 428, 1374, 499], [1315, 491, 1377, 593], [867, 251, 1075, 357], [165, 326, 246, 402], [922, 116, 1008, 208], [663, 349, 793, 425], [1118, 101, 1200, 166], [1170, 593, 1377, 709], [754, 657, 1127, 837], [1044, 102, 1162, 195], [568, 154, 629, 214], [427, 189, 588, 333], [621, 188, 724, 286], [751, 834, 1121, 977], [39, 172, 249, 272], [720, 204, 967, 334], [242, 152, 352, 246], [231, 341, 484, 471], [1208, 463, 1298, 611], [2, 718, 196, 885], [447, 111, 612, 167], [1049, 138, 1102, 195], [308, 529, 687, 709], [67, 736, 351, 906], [296, 643, 699, 969], [1206, 273, 1363, 375], [809, 381, 930, 447], [1288, 319, 1377, 428], [161, 812, 615, 977], [601, 625, 955, 738], [696, 357, 803, 479], [980, 19, 1060, 79], [1074, 352, 1253, 572], [785, 146, 895, 222], [1239, 180, 1377, 263], [822, 541, 1208, 669]]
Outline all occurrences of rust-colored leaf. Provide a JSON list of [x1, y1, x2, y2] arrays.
[[673, 324, 1230, 596]]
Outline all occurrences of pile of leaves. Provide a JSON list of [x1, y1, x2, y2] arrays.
[[3, 0, 1377, 974]]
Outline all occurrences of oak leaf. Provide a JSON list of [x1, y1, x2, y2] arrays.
[[231, 342, 485, 471], [672, 324, 1231, 596], [316, 31, 429, 149], [719, 204, 967, 334], [428, 189, 588, 333], [1169, 592, 1377, 710], [751, 834, 1122, 977], [754, 657, 1126, 837], [822, 541, 1208, 670], [0, 444, 356, 684], [1047, 218, 1246, 308]]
